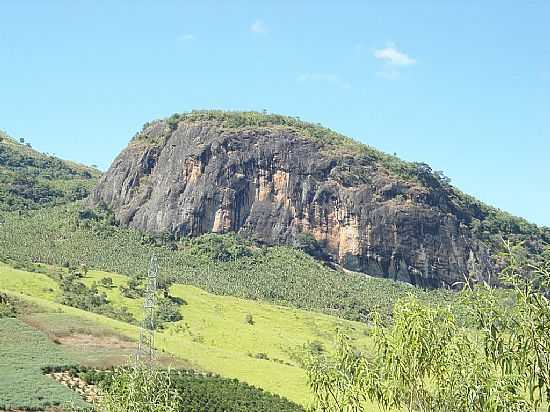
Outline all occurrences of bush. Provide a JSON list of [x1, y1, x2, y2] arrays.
[[155, 297, 183, 326], [306, 340, 324, 355], [57, 273, 135, 324], [0, 302, 15, 318], [100, 277, 113, 288], [187, 233, 253, 262], [244, 313, 254, 325], [305, 242, 550, 411]]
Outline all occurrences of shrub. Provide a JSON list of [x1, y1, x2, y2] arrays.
[[100, 277, 113, 288], [155, 297, 183, 326], [305, 242, 550, 412], [306, 340, 324, 355], [57, 273, 135, 324], [187, 233, 253, 262], [0, 299, 15, 318], [244, 313, 254, 325]]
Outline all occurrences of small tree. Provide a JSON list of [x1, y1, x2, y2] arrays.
[[100, 277, 113, 288], [0, 293, 16, 318], [305, 242, 550, 412], [155, 296, 183, 325]]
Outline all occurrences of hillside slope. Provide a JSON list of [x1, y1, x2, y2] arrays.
[[0, 203, 462, 323], [0, 130, 100, 211], [0, 261, 374, 405], [89, 111, 549, 287]]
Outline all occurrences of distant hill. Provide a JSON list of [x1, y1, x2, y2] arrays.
[[89, 111, 550, 288], [0, 131, 100, 211]]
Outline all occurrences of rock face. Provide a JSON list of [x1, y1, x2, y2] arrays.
[[90, 115, 492, 287]]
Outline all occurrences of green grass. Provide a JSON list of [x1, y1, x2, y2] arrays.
[[0, 317, 89, 410], [0, 263, 374, 406], [0, 261, 59, 300]]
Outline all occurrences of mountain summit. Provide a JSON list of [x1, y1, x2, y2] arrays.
[[89, 111, 548, 287]]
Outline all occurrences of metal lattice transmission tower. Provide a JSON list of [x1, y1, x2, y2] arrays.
[[136, 255, 158, 366]]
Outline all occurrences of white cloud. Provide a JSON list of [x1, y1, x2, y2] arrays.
[[297, 73, 351, 89], [373, 44, 416, 66], [250, 19, 268, 34]]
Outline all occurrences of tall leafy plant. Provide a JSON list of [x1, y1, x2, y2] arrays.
[[95, 364, 182, 412], [305, 242, 550, 411]]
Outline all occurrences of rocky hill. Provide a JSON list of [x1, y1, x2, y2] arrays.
[[89, 111, 549, 287], [0, 131, 100, 211]]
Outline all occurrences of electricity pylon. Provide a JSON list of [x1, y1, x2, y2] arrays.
[[135, 255, 158, 367]]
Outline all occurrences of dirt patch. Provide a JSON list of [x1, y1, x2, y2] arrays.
[[21, 314, 132, 342], [56, 333, 135, 349], [19, 314, 193, 369]]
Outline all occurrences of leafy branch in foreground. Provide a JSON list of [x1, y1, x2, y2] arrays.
[[305, 241, 550, 412], [93, 364, 182, 412]]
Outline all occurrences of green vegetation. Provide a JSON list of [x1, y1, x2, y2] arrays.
[[0, 262, 375, 405], [0, 317, 88, 410], [305, 244, 550, 411], [0, 203, 466, 324], [0, 292, 16, 318], [135, 110, 416, 174], [1, 114, 548, 411], [58, 271, 137, 324], [92, 365, 181, 412], [0, 132, 99, 211], [69, 365, 305, 412]]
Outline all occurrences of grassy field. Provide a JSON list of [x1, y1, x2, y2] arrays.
[[0, 262, 374, 406], [0, 317, 89, 410]]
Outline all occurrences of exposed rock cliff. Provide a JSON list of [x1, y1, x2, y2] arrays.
[[89, 112, 512, 287]]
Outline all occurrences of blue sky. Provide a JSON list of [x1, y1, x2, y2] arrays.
[[1, 1, 549, 226]]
